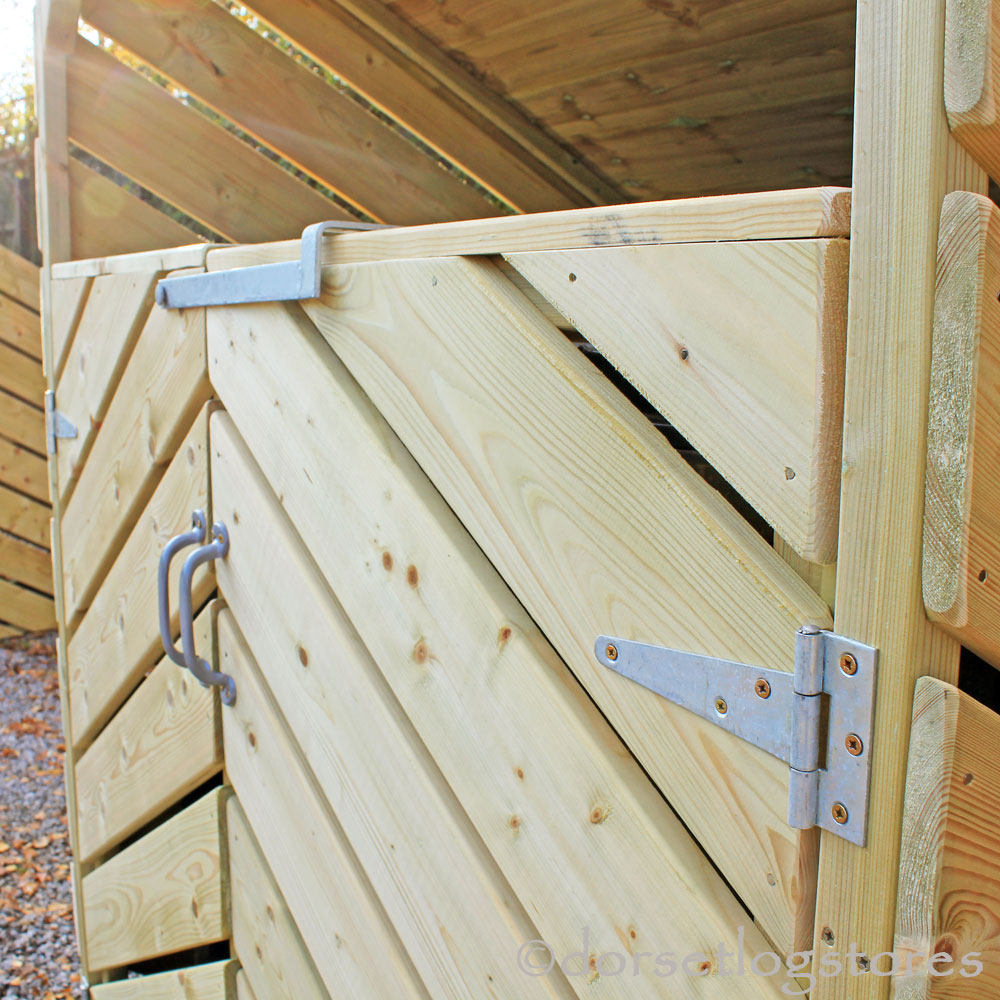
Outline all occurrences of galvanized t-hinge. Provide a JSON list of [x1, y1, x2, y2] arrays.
[[44, 390, 77, 455], [595, 626, 878, 845], [154, 220, 392, 310]]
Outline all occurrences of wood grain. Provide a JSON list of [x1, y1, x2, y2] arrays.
[[0, 436, 49, 502], [228, 797, 330, 1000], [54, 269, 158, 502], [0, 389, 45, 454], [894, 678, 1000, 997], [0, 484, 50, 547], [0, 291, 42, 360], [90, 960, 237, 999], [0, 533, 53, 595], [52, 244, 210, 281], [67, 403, 211, 748], [49, 273, 91, 383], [218, 611, 429, 1000], [83, 786, 230, 972], [0, 577, 55, 632], [75, 606, 221, 863], [923, 190, 1000, 667], [0, 342, 45, 406], [0, 245, 40, 311]]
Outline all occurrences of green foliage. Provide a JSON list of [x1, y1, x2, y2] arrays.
[[0, 59, 36, 158]]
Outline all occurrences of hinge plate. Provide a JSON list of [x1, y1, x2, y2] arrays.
[[594, 627, 878, 846], [154, 220, 392, 310], [44, 390, 77, 454]]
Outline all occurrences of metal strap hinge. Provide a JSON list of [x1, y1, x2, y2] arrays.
[[155, 220, 393, 310], [594, 626, 878, 845], [44, 390, 77, 454]]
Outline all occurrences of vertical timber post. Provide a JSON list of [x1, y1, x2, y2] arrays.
[[810, 0, 987, 996]]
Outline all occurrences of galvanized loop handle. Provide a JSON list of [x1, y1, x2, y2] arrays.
[[179, 521, 236, 706], [158, 510, 208, 667]]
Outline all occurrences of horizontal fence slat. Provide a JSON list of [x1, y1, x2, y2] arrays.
[[75, 605, 221, 862], [0, 534, 53, 596], [0, 342, 45, 406], [0, 484, 49, 548], [0, 291, 42, 361], [0, 435, 49, 502], [82, 787, 230, 972], [0, 389, 45, 454], [0, 245, 39, 312], [89, 959, 237, 999], [0, 577, 55, 632]]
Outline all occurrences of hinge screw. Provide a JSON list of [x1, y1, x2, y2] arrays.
[[845, 733, 864, 756], [605, 643, 618, 661], [839, 653, 858, 675], [831, 802, 849, 824], [714, 697, 728, 716], [754, 678, 771, 699]]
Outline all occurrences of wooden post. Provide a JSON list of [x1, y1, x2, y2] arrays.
[[810, 1, 987, 996]]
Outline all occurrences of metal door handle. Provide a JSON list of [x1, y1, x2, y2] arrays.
[[158, 510, 208, 667], [179, 521, 236, 705]]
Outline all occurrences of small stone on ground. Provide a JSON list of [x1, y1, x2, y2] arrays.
[[0, 633, 82, 999]]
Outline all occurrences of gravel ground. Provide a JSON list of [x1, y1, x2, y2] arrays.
[[0, 633, 82, 999]]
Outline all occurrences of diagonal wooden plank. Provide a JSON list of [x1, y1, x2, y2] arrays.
[[81, 0, 500, 226], [54, 269, 159, 502], [0, 342, 45, 406], [0, 291, 42, 360], [89, 960, 237, 999], [0, 437, 49, 502], [0, 389, 45, 454], [67, 36, 351, 243], [0, 484, 49, 548], [0, 533, 53, 595], [49, 273, 91, 384], [506, 239, 848, 562], [294, 256, 834, 954], [0, 578, 55, 632]]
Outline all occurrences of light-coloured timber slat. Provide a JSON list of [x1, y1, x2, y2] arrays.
[[0, 534, 53, 596], [244, 0, 612, 213], [809, 0, 988, 991], [69, 156, 202, 263], [81, 0, 500, 226], [90, 959, 237, 999], [0, 291, 42, 360], [55, 269, 158, 502], [52, 244, 210, 281], [0, 484, 49, 548], [0, 578, 55, 632], [297, 258, 834, 952], [507, 239, 847, 562], [211, 399, 798, 996], [210, 298, 828, 959], [775, 534, 837, 611], [228, 797, 330, 1000], [235, 972, 255, 1000], [67, 37, 351, 244], [83, 786, 230, 973], [215, 416, 592, 1000], [75, 605, 220, 863], [218, 611, 429, 1000], [0, 624, 21, 639], [945, 0, 1000, 188], [205, 185, 852, 273], [60, 290, 211, 627], [0, 389, 45, 454], [923, 191, 1000, 667], [0, 244, 40, 312], [0, 342, 45, 405], [0, 436, 48, 502], [894, 678, 1000, 995], [48, 272, 90, 383], [67, 404, 211, 749]]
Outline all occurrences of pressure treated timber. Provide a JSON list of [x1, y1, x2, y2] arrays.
[[235, 973, 255, 1000], [60, 290, 211, 627], [0, 484, 49, 547], [0, 436, 48, 502], [923, 191, 1000, 666], [81, 0, 500, 226], [210, 300, 829, 959], [228, 797, 330, 1000], [300, 258, 834, 949], [0, 342, 45, 404], [0, 625, 22, 640], [49, 273, 90, 383], [89, 960, 237, 999], [218, 612, 428, 1000], [216, 0, 615, 213], [0, 291, 42, 360], [54, 269, 158, 501], [82, 786, 230, 972], [206, 185, 851, 274], [0, 244, 40, 311], [945, 0, 1000, 189], [0, 534, 53, 595], [69, 157, 201, 262], [0, 390, 45, 454], [211, 390, 803, 994], [67, 405, 212, 748], [53, 244, 211, 281], [893, 678, 1000, 996], [66, 37, 351, 244], [75, 606, 221, 863], [212, 423, 572, 1000], [0, 578, 55, 632], [809, 0, 988, 992]]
